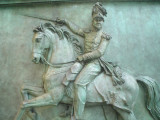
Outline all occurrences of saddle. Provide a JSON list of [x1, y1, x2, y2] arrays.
[[62, 62, 83, 86], [62, 59, 124, 87]]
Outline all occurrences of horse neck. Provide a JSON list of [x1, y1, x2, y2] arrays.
[[48, 31, 76, 64]]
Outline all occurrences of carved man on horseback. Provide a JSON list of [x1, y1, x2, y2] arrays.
[[14, 2, 160, 120], [55, 2, 124, 119]]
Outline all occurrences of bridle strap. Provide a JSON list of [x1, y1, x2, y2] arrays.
[[41, 55, 75, 68]]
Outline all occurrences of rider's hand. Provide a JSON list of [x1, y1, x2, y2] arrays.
[[55, 17, 66, 26], [77, 55, 83, 62]]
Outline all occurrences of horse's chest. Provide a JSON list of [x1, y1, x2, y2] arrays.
[[43, 67, 70, 91]]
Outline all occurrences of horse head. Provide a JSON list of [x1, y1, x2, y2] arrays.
[[32, 23, 53, 64], [32, 23, 82, 65]]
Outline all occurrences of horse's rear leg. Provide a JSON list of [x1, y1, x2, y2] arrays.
[[113, 107, 137, 120]]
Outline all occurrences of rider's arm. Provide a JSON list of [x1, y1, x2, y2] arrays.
[[66, 21, 84, 37], [55, 18, 85, 37], [80, 33, 111, 61], [65, 20, 85, 37]]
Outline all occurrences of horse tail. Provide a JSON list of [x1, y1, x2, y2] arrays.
[[136, 76, 160, 120]]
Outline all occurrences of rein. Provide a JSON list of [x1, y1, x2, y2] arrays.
[[41, 55, 75, 68]]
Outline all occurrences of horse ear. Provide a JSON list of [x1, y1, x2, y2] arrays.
[[33, 26, 41, 33], [40, 23, 44, 32], [33, 23, 44, 33], [33, 28, 38, 33]]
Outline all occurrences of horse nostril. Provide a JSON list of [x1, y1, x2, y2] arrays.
[[32, 57, 37, 62]]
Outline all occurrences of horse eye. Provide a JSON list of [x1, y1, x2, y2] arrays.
[[36, 38, 41, 43]]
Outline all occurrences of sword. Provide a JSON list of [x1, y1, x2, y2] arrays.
[[21, 14, 64, 26]]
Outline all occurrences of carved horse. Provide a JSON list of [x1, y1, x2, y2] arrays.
[[15, 23, 160, 120]]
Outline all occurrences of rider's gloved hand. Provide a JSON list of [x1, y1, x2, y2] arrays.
[[77, 55, 83, 62], [55, 17, 67, 26]]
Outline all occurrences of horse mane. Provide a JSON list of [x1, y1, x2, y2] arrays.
[[33, 22, 83, 56], [63, 30, 83, 56]]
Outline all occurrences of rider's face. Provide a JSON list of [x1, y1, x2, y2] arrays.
[[92, 17, 104, 31]]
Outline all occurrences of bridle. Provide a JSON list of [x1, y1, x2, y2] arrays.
[[42, 56, 75, 68], [33, 31, 75, 68]]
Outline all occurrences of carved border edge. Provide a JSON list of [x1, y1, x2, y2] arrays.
[[0, 0, 160, 6]]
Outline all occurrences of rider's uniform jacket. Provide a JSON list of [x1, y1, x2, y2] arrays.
[[78, 28, 124, 86], [79, 29, 111, 62], [62, 29, 111, 86]]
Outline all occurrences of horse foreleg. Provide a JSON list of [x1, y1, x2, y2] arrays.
[[21, 85, 44, 120], [14, 105, 26, 120], [14, 92, 38, 120], [14, 88, 30, 120], [23, 92, 54, 108], [14, 107, 38, 120], [15, 93, 53, 120]]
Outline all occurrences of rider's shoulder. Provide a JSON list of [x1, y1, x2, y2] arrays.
[[101, 31, 112, 41]]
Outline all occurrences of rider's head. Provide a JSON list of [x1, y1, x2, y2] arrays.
[[92, 2, 107, 31], [92, 13, 104, 31]]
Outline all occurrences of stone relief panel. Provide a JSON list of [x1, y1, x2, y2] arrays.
[[0, 1, 160, 120]]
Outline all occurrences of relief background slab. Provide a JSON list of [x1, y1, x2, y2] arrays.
[[0, 2, 160, 120]]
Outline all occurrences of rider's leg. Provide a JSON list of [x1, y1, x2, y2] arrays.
[[73, 61, 101, 119], [74, 84, 86, 119], [62, 62, 84, 86]]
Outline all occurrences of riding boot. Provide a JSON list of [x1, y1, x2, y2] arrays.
[[73, 84, 86, 119]]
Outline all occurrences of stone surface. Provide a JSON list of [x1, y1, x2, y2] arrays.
[[0, 2, 160, 120]]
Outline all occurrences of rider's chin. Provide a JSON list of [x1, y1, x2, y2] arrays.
[[95, 25, 101, 30]]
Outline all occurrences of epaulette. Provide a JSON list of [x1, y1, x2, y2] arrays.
[[102, 32, 112, 40]]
